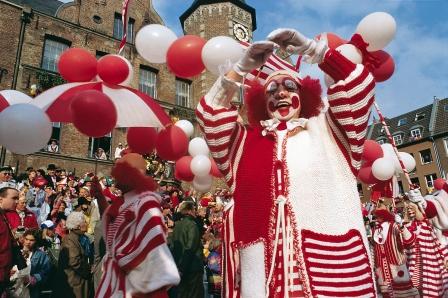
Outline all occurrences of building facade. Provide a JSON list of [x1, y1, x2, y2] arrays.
[[0, 0, 256, 179], [360, 97, 448, 198]]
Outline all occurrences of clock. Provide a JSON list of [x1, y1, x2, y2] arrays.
[[233, 23, 250, 42]]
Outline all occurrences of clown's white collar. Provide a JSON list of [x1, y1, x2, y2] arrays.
[[260, 118, 308, 136]]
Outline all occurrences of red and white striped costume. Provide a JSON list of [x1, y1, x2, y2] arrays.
[[372, 221, 419, 297], [197, 49, 376, 297], [96, 190, 180, 298], [403, 218, 448, 297]]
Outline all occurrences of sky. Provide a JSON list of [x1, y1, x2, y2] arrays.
[[151, 0, 448, 118]]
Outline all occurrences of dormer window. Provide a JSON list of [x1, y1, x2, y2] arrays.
[[410, 128, 422, 140], [376, 138, 386, 145], [415, 112, 425, 121], [393, 134, 403, 145], [397, 118, 407, 126]]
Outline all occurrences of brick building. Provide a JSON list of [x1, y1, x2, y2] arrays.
[[360, 97, 448, 199], [0, 0, 256, 178]]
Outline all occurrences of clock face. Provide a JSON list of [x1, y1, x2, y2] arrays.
[[233, 23, 250, 42]]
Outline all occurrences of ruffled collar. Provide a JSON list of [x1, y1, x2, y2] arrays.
[[260, 118, 308, 136]]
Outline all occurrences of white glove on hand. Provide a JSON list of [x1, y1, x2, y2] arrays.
[[407, 189, 427, 209], [233, 41, 275, 76], [394, 214, 403, 226], [267, 28, 328, 64]]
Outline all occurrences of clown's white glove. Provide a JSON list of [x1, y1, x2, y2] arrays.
[[267, 28, 328, 64], [233, 41, 275, 76], [394, 214, 403, 227], [407, 189, 427, 209]]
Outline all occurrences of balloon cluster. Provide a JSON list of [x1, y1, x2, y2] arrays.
[[57, 48, 137, 137], [135, 24, 244, 78], [174, 136, 222, 192], [358, 140, 416, 185], [123, 118, 220, 192], [317, 12, 396, 86]]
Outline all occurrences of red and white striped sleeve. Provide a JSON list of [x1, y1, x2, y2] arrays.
[[319, 49, 376, 176], [196, 77, 246, 191]]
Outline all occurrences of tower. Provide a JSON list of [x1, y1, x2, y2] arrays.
[[179, 0, 257, 103]]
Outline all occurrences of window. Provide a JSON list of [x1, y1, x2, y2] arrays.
[[96, 51, 108, 59], [175, 79, 191, 108], [41, 37, 70, 72], [425, 173, 437, 188], [410, 177, 420, 187], [444, 105, 448, 112], [139, 66, 157, 98], [397, 181, 404, 194], [357, 184, 363, 197], [410, 128, 422, 140], [88, 132, 112, 160], [414, 112, 425, 121], [397, 118, 407, 126], [419, 148, 433, 164], [444, 138, 448, 155], [376, 138, 386, 145], [113, 13, 135, 43], [393, 134, 403, 146], [46, 122, 61, 153]]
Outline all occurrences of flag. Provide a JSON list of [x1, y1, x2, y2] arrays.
[[240, 41, 298, 85]]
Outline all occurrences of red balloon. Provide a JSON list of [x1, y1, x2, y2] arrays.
[[358, 166, 380, 184], [127, 127, 158, 155], [58, 48, 97, 82], [434, 178, 447, 190], [97, 54, 131, 85], [315, 32, 346, 49], [70, 90, 117, 137], [166, 35, 206, 78], [362, 140, 384, 164], [209, 158, 222, 177], [155, 125, 188, 161], [175, 155, 194, 181], [371, 51, 395, 82]]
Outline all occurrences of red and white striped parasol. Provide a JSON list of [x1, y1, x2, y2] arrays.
[[0, 90, 32, 112], [30, 81, 171, 128]]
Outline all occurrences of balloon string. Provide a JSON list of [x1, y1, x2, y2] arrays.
[[118, 0, 131, 55], [373, 101, 412, 188]]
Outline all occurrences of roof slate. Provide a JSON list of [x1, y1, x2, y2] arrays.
[[7, 0, 64, 16]]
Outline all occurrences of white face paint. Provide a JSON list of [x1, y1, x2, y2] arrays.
[[265, 75, 301, 121]]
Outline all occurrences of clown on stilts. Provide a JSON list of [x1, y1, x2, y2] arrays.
[[197, 28, 378, 297]]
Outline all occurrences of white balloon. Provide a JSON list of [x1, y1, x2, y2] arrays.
[[336, 44, 363, 64], [356, 12, 396, 51], [372, 157, 396, 181], [188, 137, 210, 157], [202, 36, 244, 75], [135, 24, 177, 64], [190, 155, 212, 177], [381, 143, 400, 170], [396, 152, 416, 173], [175, 120, 194, 138], [193, 175, 213, 192], [0, 104, 52, 154], [324, 74, 335, 88]]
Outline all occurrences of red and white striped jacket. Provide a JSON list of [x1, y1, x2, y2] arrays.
[[197, 49, 376, 297], [96, 191, 179, 298], [404, 219, 448, 297]]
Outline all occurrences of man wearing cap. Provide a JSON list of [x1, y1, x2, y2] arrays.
[[0, 166, 17, 189], [96, 153, 179, 298], [197, 29, 376, 297]]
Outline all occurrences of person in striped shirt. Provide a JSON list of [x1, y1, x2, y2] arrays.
[[197, 28, 377, 297], [95, 153, 180, 298]]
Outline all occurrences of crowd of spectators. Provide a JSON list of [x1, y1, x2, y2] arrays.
[[0, 163, 231, 298]]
